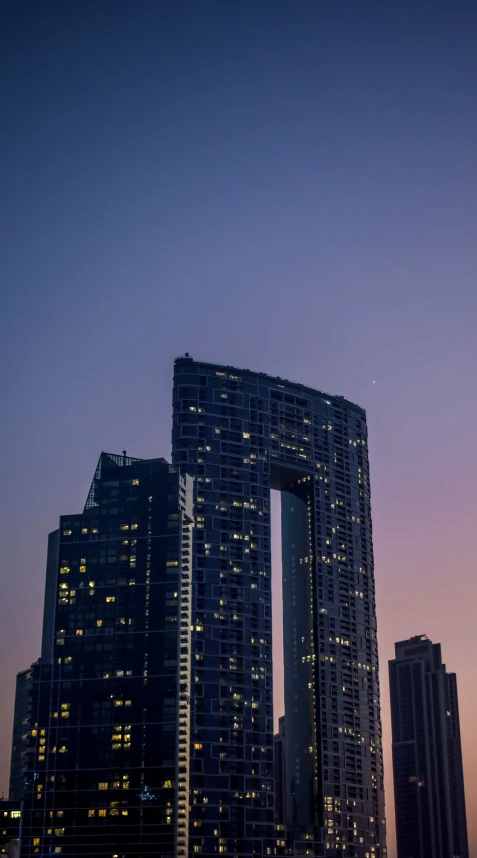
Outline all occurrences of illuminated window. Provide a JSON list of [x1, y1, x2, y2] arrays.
[[88, 809, 95, 817], [98, 782, 108, 790], [106, 596, 115, 603], [98, 809, 107, 817]]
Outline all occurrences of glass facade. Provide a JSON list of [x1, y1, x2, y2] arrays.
[[19, 452, 193, 857], [172, 356, 386, 858], [389, 635, 469, 858]]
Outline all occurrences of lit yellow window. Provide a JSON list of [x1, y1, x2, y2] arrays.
[[106, 596, 115, 603], [81, 528, 88, 534], [88, 809, 95, 817], [98, 808, 107, 817], [132, 479, 139, 485], [98, 782, 108, 790], [96, 620, 102, 627], [63, 530, 72, 536]]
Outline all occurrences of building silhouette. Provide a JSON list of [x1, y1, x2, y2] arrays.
[[16, 452, 193, 857], [11, 357, 387, 857], [0, 799, 22, 856], [172, 356, 386, 858], [389, 635, 468, 858], [274, 717, 286, 825], [9, 664, 36, 803]]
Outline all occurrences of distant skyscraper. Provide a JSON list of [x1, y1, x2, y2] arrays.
[[0, 799, 22, 856], [19, 452, 193, 858], [274, 717, 286, 825], [389, 635, 468, 858], [172, 356, 386, 858], [9, 664, 36, 802]]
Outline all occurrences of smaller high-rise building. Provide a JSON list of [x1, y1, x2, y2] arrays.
[[389, 635, 468, 858], [273, 717, 286, 825], [0, 799, 22, 856], [9, 665, 36, 802], [19, 452, 194, 858]]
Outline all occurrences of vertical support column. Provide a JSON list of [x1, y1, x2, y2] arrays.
[[175, 474, 194, 858]]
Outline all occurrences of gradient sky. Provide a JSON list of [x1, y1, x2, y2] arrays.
[[1, 1, 476, 854]]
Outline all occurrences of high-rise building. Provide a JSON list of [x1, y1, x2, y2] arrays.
[[0, 799, 22, 856], [172, 356, 386, 858], [274, 717, 286, 825], [19, 452, 193, 858], [9, 664, 36, 802], [389, 635, 468, 858]]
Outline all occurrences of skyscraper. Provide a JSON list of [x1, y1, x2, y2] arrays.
[[172, 356, 386, 858], [18, 452, 193, 858], [9, 664, 36, 802], [389, 635, 468, 858], [274, 717, 286, 825]]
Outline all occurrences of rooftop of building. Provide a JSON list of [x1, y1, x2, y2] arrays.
[[174, 354, 366, 416]]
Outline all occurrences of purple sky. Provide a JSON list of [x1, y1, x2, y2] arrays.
[[1, 2, 476, 854]]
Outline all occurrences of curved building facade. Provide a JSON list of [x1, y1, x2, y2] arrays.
[[172, 356, 386, 858]]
